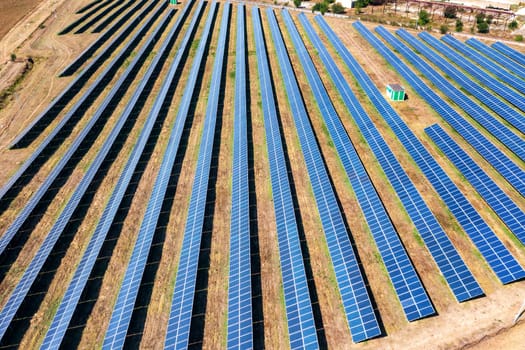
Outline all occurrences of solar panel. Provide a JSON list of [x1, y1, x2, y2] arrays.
[[226, 4, 253, 349], [0, 6, 180, 343], [362, 26, 525, 198], [441, 34, 525, 93], [163, 3, 230, 348], [348, 20, 525, 284], [492, 42, 525, 66], [419, 32, 525, 114], [426, 124, 525, 246], [396, 29, 525, 137], [276, 9, 433, 325], [40, 1, 198, 348], [298, 14, 482, 303], [377, 28, 525, 161], [466, 38, 525, 78], [252, 7, 319, 349], [100, 2, 214, 348]]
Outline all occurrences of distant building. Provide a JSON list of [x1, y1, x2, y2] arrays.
[[338, 0, 356, 8], [386, 84, 405, 101]]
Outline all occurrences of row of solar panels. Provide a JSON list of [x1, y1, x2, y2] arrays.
[[0, 2, 523, 348]]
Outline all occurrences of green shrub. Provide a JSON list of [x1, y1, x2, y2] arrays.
[[516, 34, 523, 42], [418, 10, 430, 26], [455, 19, 463, 32], [509, 20, 518, 30]]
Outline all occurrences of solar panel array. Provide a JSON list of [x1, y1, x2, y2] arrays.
[[280, 10, 383, 340], [102, 2, 214, 348], [226, 4, 253, 349], [1, 1, 167, 204], [359, 25, 525, 198], [74, 0, 130, 34], [426, 124, 525, 246], [441, 34, 525, 92], [0, 6, 179, 342], [40, 1, 199, 347], [252, 7, 319, 348], [419, 32, 525, 114], [328, 19, 525, 285], [466, 38, 525, 78], [396, 29, 525, 137], [0, 5, 173, 259], [379, 27, 525, 162], [278, 9, 434, 326], [492, 41, 525, 66], [298, 14, 482, 303], [164, 3, 230, 348]]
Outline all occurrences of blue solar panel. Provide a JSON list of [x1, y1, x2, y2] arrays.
[[226, 4, 253, 349], [252, 7, 318, 349], [164, 3, 230, 349], [466, 38, 525, 78], [377, 28, 525, 162], [419, 32, 525, 114], [39, 1, 198, 348], [348, 20, 525, 284], [441, 34, 525, 93], [298, 14, 482, 304], [100, 2, 214, 348], [276, 9, 433, 324], [362, 26, 525, 198], [280, 10, 384, 340], [492, 42, 525, 66], [426, 124, 525, 246], [396, 29, 525, 138]]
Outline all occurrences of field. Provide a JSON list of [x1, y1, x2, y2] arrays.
[[0, 0, 524, 348]]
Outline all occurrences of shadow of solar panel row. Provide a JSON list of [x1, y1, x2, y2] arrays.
[[164, 3, 229, 348], [75, 0, 135, 34], [61, 0, 154, 77], [280, 10, 383, 340], [419, 32, 525, 114], [365, 27, 525, 198], [77, 0, 106, 14], [93, 0, 149, 34], [60, 0, 117, 35], [226, 4, 253, 349], [492, 41, 525, 66], [101, 2, 210, 348], [350, 20, 525, 285], [441, 34, 525, 93], [6, 1, 167, 154], [300, 15, 482, 304], [280, 9, 432, 325], [380, 28, 525, 161], [0, 4, 171, 264], [252, 7, 319, 349], [39, 0, 196, 347], [87, 0, 138, 34], [395, 29, 525, 137], [466, 38, 525, 78], [426, 124, 525, 246], [0, 7, 178, 342]]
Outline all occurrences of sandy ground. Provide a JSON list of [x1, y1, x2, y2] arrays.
[[0, 0, 524, 349]]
